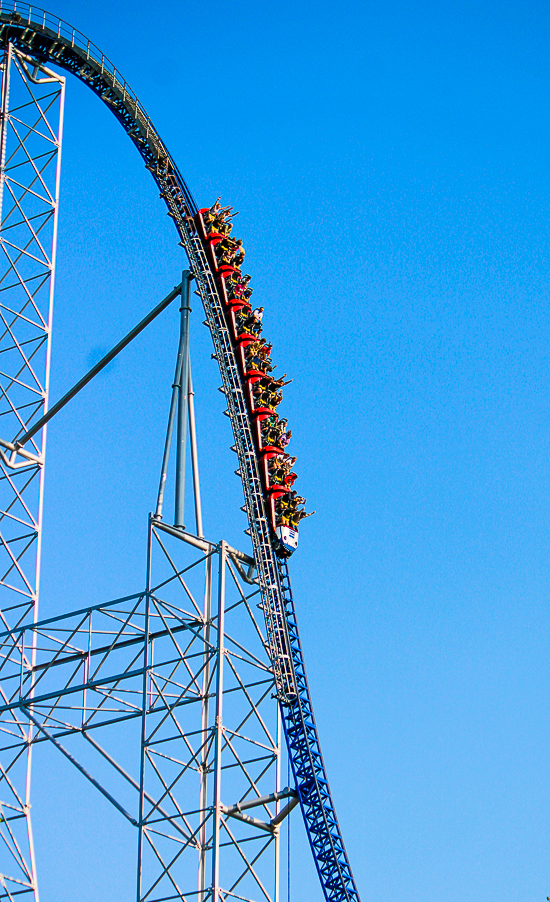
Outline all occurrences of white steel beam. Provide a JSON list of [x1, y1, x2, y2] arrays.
[[0, 44, 65, 902]]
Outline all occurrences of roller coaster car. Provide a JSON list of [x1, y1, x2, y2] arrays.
[[195, 209, 217, 241], [261, 451, 296, 493], [237, 339, 263, 378], [224, 305, 250, 344], [268, 488, 299, 556], [246, 374, 277, 416], [275, 524, 299, 555], [253, 413, 284, 455], [261, 450, 284, 492], [217, 274, 249, 310], [207, 242, 233, 276]]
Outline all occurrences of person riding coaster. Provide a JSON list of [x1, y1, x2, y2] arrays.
[[215, 236, 243, 267], [203, 199, 229, 233], [279, 427, 292, 448], [253, 382, 283, 411], [276, 491, 314, 529], [202, 196, 221, 232], [213, 208, 238, 234], [217, 219, 233, 237], [289, 508, 314, 529], [269, 454, 297, 486], [245, 340, 264, 371], [262, 416, 291, 448], [256, 342, 275, 374], [214, 235, 236, 255], [252, 372, 291, 398], [234, 302, 252, 324], [260, 414, 282, 448], [269, 374, 292, 389], [226, 272, 252, 302], [245, 339, 275, 374], [202, 197, 240, 236], [236, 306, 263, 336]]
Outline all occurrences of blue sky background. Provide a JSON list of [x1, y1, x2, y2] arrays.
[[17, 0, 550, 899]]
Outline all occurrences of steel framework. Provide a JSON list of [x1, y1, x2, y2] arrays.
[[0, 5, 362, 902], [0, 518, 295, 902], [0, 42, 64, 900]]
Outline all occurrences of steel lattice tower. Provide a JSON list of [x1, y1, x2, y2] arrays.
[[0, 43, 64, 899]]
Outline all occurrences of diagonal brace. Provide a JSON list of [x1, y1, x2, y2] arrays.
[[222, 786, 299, 833], [13, 281, 183, 447], [22, 710, 138, 826]]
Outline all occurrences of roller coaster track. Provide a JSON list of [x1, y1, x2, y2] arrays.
[[0, 5, 361, 901]]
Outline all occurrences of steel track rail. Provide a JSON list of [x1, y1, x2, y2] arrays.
[[0, 6, 361, 900]]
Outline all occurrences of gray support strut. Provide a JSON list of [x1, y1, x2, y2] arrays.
[[174, 271, 192, 528]]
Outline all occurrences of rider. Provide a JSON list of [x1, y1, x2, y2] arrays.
[[275, 493, 292, 527], [269, 456, 287, 485], [261, 414, 280, 446], [239, 307, 262, 335], [233, 239, 245, 268], [203, 196, 221, 231], [257, 343, 274, 375], [251, 307, 263, 334], [245, 340, 263, 370], [228, 273, 252, 302], [279, 428, 292, 448], [269, 389, 283, 409]]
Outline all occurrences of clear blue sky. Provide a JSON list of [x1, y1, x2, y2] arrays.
[[22, 0, 550, 899]]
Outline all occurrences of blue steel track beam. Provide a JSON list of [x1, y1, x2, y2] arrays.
[[0, 7, 362, 902]]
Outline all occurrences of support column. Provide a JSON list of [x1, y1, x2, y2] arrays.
[[198, 552, 213, 901], [188, 361, 204, 538], [0, 45, 65, 902], [275, 706, 282, 902], [212, 541, 227, 900], [174, 271, 192, 528], [136, 517, 153, 902]]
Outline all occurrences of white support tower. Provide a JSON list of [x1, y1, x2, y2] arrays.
[[0, 43, 64, 901]]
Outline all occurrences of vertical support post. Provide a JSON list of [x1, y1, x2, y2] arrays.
[[275, 706, 282, 902], [0, 46, 65, 902], [156, 273, 203, 537], [174, 271, 192, 528], [136, 516, 153, 902], [155, 308, 187, 521], [198, 553, 212, 900], [212, 541, 226, 901], [0, 43, 12, 224], [188, 361, 203, 538], [27, 78, 66, 897]]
